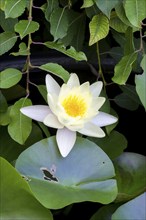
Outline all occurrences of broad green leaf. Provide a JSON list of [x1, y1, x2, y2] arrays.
[[0, 68, 22, 89], [0, 10, 18, 31], [124, 0, 146, 28], [90, 203, 120, 220], [135, 55, 146, 110], [39, 63, 70, 83], [114, 93, 139, 111], [0, 91, 8, 113], [110, 11, 128, 33], [50, 7, 69, 41], [44, 41, 87, 61], [112, 193, 146, 220], [0, 106, 11, 126], [85, 4, 100, 19], [11, 42, 30, 56], [1, 84, 26, 101], [61, 11, 86, 51], [94, 0, 119, 18], [89, 130, 127, 160], [112, 52, 137, 85], [5, 0, 27, 18], [0, 157, 53, 219], [0, 0, 5, 10], [8, 98, 32, 145], [15, 20, 39, 39], [0, 32, 18, 55], [81, 0, 94, 8], [0, 124, 43, 162], [45, 0, 59, 21], [15, 136, 117, 209], [89, 14, 109, 46], [114, 152, 146, 202], [124, 27, 135, 55], [37, 85, 47, 103]]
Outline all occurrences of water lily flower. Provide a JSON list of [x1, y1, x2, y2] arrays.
[[20, 73, 117, 157]]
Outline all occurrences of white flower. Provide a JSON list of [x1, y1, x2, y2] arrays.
[[20, 74, 117, 157]]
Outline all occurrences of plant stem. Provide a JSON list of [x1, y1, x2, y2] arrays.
[[25, 0, 33, 96], [96, 42, 106, 86]]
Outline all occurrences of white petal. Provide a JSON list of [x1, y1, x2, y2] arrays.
[[67, 73, 80, 88], [91, 112, 118, 127], [44, 113, 64, 129], [20, 105, 51, 122], [78, 122, 105, 137], [90, 81, 103, 97], [45, 74, 60, 95], [56, 128, 76, 157]]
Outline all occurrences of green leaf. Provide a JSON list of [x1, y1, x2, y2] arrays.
[[89, 14, 109, 46], [14, 20, 39, 39], [1, 85, 26, 101], [112, 52, 137, 85], [44, 41, 87, 61], [88, 131, 127, 160], [0, 157, 53, 219], [0, 32, 18, 55], [94, 0, 119, 18], [11, 42, 30, 56], [0, 0, 5, 10], [0, 68, 22, 89], [113, 152, 146, 202], [135, 55, 146, 110], [0, 106, 11, 126], [15, 136, 117, 209], [0, 91, 8, 113], [81, 0, 94, 8], [45, 0, 59, 21], [37, 85, 47, 103], [124, 0, 146, 28], [0, 124, 43, 162], [50, 7, 69, 41], [110, 11, 128, 33], [5, 0, 27, 18], [8, 98, 32, 145], [124, 27, 135, 55], [112, 193, 146, 220], [0, 9, 18, 31], [39, 63, 70, 83]]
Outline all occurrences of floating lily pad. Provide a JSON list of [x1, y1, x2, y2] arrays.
[[114, 152, 146, 202], [15, 136, 117, 209]]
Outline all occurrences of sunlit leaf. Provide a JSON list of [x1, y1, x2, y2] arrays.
[[0, 68, 22, 89], [44, 41, 87, 61], [39, 63, 70, 83], [124, 0, 146, 28], [112, 52, 137, 85], [113, 152, 146, 202], [112, 193, 146, 220], [14, 20, 39, 39], [15, 136, 117, 209], [135, 55, 146, 110], [81, 0, 94, 8], [50, 7, 69, 41], [11, 42, 30, 56], [8, 98, 32, 145], [5, 0, 27, 18], [110, 11, 128, 33], [0, 157, 53, 219], [89, 14, 109, 46], [0, 32, 18, 55]]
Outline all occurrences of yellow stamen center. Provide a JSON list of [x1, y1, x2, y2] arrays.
[[62, 95, 87, 117]]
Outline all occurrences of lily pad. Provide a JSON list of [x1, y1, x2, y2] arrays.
[[15, 136, 117, 209], [114, 152, 146, 202]]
